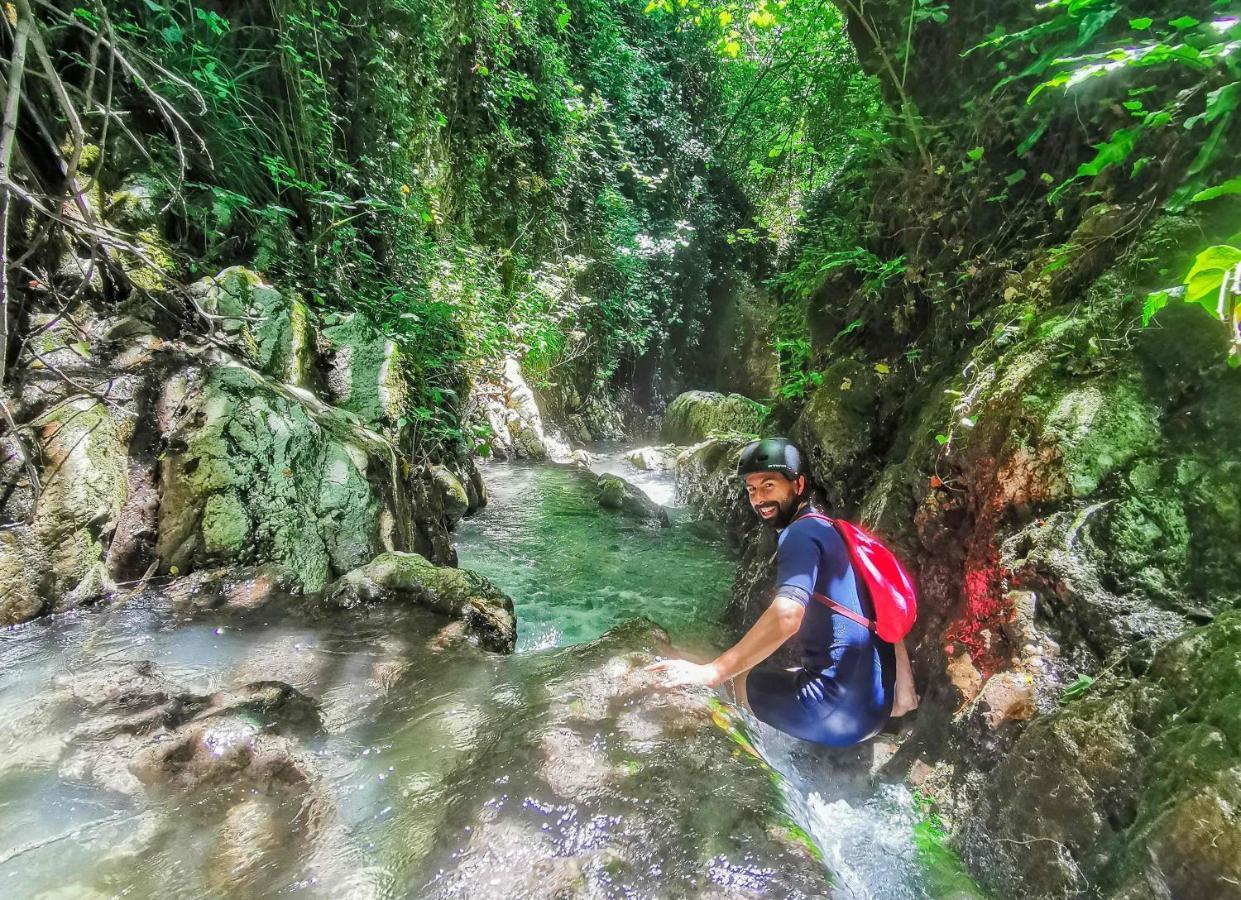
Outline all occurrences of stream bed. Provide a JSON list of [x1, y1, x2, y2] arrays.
[[0, 450, 977, 899]]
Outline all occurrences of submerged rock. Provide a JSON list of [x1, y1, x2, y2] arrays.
[[661, 389, 767, 444], [327, 551, 517, 652], [417, 620, 830, 899], [595, 473, 670, 527]]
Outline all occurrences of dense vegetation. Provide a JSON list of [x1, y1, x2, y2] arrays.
[[4, 0, 1234, 440]]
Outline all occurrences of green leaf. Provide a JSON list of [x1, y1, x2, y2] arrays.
[[1005, 168, 1027, 186], [1017, 120, 1048, 155], [935, 434, 949, 446], [1061, 674, 1095, 702], [1168, 15, 1199, 30], [966, 146, 985, 161], [1187, 82, 1241, 129], [1129, 17, 1153, 30], [1184, 245, 1241, 307], [1192, 177, 1241, 203], [1077, 127, 1139, 178], [1142, 290, 1170, 325]]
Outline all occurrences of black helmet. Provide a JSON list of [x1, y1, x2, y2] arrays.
[[736, 437, 806, 481]]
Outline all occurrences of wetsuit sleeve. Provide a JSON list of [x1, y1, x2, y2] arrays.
[[774, 525, 821, 607]]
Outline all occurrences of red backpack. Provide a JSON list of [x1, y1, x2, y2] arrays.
[[796, 513, 917, 644]]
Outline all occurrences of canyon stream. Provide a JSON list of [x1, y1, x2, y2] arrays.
[[0, 449, 980, 899]]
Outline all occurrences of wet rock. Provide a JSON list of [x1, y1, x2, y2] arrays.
[[660, 390, 767, 444], [431, 464, 470, 527], [0, 397, 130, 623], [419, 620, 831, 899], [128, 684, 321, 792], [156, 563, 302, 611], [623, 444, 682, 472], [595, 473, 669, 527], [974, 672, 1036, 730], [156, 365, 384, 590], [962, 611, 1241, 899], [191, 267, 314, 386], [327, 551, 517, 652]]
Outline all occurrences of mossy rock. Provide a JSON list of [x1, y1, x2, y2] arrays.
[[964, 612, 1241, 898], [788, 358, 880, 501], [661, 390, 767, 444], [1038, 375, 1162, 499], [321, 312, 410, 431], [0, 398, 130, 624], [156, 366, 382, 590], [326, 551, 516, 652], [595, 474, 669, 527], [192, 267, 314, 386], [431, 465, 470, 527]]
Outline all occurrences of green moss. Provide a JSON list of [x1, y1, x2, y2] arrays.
[[661, 390, 768, 444], [322, 313, 407, 429], [915, 817, 988, 900], [201, 493, 250, 556], [156, 366, 382, 590], [196, 267, 315, 384], [1042, 376, 1161, 498]]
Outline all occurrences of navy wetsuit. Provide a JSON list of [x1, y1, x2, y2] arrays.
[[745, 513, 895, 747]]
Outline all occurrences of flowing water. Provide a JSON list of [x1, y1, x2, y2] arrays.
[[0, 449, 979, 899]]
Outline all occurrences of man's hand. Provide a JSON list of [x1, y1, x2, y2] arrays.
[[645, 658, 723, 689]]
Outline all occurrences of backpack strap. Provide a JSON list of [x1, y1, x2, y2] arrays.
[[792, 510, 878, 633]]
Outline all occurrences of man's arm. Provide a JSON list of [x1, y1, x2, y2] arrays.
[[646, 595, 804, 688]]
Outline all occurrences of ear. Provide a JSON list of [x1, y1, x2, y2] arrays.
[[795, 474, 806, 494]]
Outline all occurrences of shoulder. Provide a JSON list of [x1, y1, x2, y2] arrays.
[[780, 515, 847, 559]]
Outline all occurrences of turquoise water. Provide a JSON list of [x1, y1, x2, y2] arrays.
[[456, 456, 734, 653], [0, 450, 982, 898]]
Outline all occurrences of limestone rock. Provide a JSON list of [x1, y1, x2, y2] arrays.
[[466, 356, 560, 460], [962, 611, 1241, 899], [595, 473, 670, 527], [327, 551, 516, 652], [156, 366, 383, 590], [191, 267, 314, 386], [623, 444, 682, 472], [0, 397, 130, 623], [660, 390, 767, 444]]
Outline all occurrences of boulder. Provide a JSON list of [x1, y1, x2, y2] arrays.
[[191, 267, 314, 386], [595, 473, 670, 527], [660, 390, 767, 444], [0, 397, 130, 623], [326, 551, 517, 652], [156, 366, 384, 591], [623, 444, 682, 472], [430, 464, 470, 527]]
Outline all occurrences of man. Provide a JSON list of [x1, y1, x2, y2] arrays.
[[647, 437, 918, 747]]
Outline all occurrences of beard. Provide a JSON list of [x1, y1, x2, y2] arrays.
[[753, 493, 802, 529]]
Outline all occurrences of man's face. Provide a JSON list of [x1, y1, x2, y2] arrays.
[[744, 471, 804, 525]]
